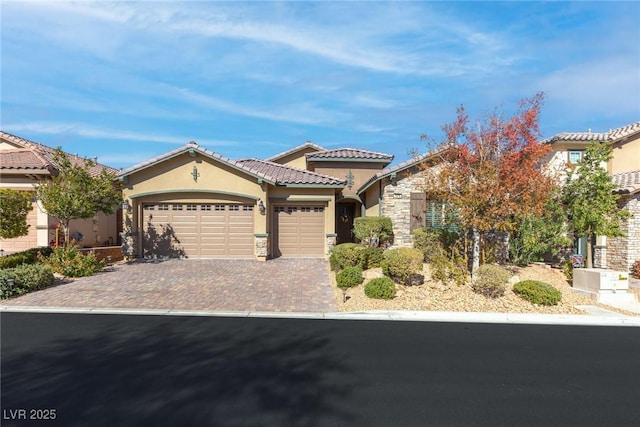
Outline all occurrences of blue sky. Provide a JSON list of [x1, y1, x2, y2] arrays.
[[2, 1, 639, 170]]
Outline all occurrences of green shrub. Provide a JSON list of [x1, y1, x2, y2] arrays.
[[471, 264, 510, 298], [0, 264, 54, 299], [329, 243, 366, 271], [336, 266, 364, 289], [513, 280, 562, 306], [413, 228, 442, 262], [362, 246, 384, 269], [0, 246, 53, 269], [382, 247, 423, 284], [353, 217, 393, 248], [430, 249, 469, 286], [562, 259, 573, 281], [364, 277, 396, 300], [41, 246, 105, 277]]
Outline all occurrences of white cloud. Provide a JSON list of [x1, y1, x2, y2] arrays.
[[3, 122, 239, 147]]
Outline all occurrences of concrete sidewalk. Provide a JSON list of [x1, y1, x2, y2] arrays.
[[2, 305, 639, 327]]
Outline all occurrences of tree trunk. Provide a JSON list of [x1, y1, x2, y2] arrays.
[[63, 220, 71, 247], [586, 233, 593, 268], [471, 229, 480, 275]]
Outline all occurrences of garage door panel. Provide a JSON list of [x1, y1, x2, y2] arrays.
[[273, 206, 324, 257], [143, 202, 254, 258]]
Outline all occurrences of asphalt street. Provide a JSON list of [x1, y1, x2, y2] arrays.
[[1, 312, 639, 427]]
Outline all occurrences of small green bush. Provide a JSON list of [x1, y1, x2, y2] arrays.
[[336, 266, 364, 289], [364, 277, 396, 300], [41, 246, 105, 277], [353, 217, 393, 247], [0, 264, 55, 299], [382, 247, 423, 284], [362, 246, 384, 269], [413, 228, 442, 262], [513, 280, 562, 306], [329, 243, 366, 271], [0, 246, 53, 269], [562, 259, 573, 280], [472, 264, 510, 298]]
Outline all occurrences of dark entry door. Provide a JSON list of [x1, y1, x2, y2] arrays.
[[336, 204, 355, 244]]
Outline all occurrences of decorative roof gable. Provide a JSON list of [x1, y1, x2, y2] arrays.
[[265, 141, 325, 163], [612, 169, 640, 195]]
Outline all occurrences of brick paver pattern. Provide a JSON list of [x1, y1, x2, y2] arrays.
[[2, 258, 338, 313]]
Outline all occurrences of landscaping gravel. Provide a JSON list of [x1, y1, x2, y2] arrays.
[[331, 263, 640, 316]]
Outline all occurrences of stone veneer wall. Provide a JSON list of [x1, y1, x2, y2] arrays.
[[255, 234, 269, 260], [606, 194, 640, 271], [380, 172, 426, 247]]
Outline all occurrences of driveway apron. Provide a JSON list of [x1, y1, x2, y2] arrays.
[[1, 259, 338, 312]]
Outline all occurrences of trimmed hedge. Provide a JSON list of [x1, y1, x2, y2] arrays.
[[382, 247, 423, 284], [513, 280, 562, 306], [353, 216, 393, 248], [0, 264, 55, 299], [364, 277, 396, 300], [329, 243, 366, 271], [471, 264, 510, 298], [362, 246, 384, 269], [0, 246, 53, 269], [336, 266, 364, 289]]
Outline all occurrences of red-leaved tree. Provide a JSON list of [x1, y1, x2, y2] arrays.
[[422, 93, 555, 272]]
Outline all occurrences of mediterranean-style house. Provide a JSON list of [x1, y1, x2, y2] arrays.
[[544, 121, 640, 271], [0, 131, 121, 254]]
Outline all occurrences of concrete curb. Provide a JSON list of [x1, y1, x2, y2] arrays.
[[2, 305, 639, 327]]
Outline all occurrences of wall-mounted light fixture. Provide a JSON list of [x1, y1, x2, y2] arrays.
[[258, 200, 266, 215], [122, 199, 131, 211], [192, 166, 200, 182]]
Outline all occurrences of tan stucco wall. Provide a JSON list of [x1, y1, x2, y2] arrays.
[[312, 162, 385, 198], [611, 133, 640, 174], [362, 182, 385, 216], [271, 147, 320, 170]]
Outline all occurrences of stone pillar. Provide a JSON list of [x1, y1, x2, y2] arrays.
[[326, 234, 337, 254], [255, 234, 269, 261]]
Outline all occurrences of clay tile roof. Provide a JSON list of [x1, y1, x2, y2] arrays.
[[0, 130, 117, 176], [542, 121, 640, 144], [237, 159, 346, 186], [612, 169, 640, 195], [265, 141, 325, 162], [306, 148, 394, 162], [609, 121, 640, 141]]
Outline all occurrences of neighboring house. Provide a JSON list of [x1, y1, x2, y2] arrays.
[[544, 121, 640, 271], [118, 141, 394, 260], [0, 131, 120, 253]]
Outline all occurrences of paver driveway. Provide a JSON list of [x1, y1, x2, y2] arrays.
[[2, 258, 338, 312]]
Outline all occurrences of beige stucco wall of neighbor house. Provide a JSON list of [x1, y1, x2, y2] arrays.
[[611, 134, 640, 174], [122, 152, 268, 259]]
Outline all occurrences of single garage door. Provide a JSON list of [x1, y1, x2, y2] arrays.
[[143, 202, 254, 258], [273, 206, 324, 257]]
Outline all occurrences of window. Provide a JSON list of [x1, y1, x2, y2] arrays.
[[243, 205, 253, 211], [201, 204, 211, 211], [275, 206, 286, 213], [172, 204, 183, 211], [287, 207, 297, 213], [186, 204, 197, 211], [214, 204, 225, 211], [158, 204, 169, 211], [313, 207, 324, 213], [301, 207, 311, 212], [568, 150, 583, 164], [143, 204, 155, 211], [229, 205, 240, 211]]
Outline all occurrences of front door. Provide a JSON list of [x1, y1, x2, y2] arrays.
[[336, 203, 355, 244]]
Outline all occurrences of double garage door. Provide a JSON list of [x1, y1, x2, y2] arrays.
[[272, 205, 325, 257], [143, 202, 254, 258]]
